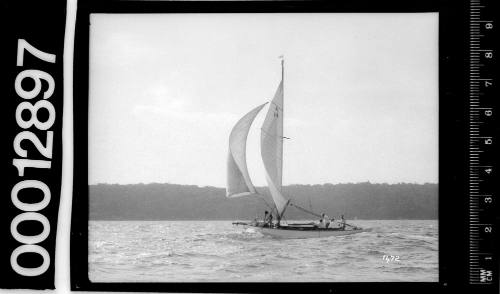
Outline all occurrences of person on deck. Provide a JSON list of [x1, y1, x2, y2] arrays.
[[261, 211, 269, 227], [316, 218, 325, 229], [321, 213, 331, 228], [340, 215, 346, 230], [267, 213, 274, 227]]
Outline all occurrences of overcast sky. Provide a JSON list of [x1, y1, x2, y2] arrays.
[[89, 13, 438, 187]]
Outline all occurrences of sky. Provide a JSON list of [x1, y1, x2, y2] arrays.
[[89, 13, 438, 187]]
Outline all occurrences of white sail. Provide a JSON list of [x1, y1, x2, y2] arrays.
[[261, 77, 289, 217], [226, 103, 267, 197]]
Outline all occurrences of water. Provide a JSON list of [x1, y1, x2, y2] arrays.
[[89, 220, 438, 282]]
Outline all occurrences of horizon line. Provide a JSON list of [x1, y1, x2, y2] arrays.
[[89, 181, 439, 188]]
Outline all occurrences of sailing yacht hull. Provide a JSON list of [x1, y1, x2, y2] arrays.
[[234, 223, 371, 239], [257, 227, 371, 239]]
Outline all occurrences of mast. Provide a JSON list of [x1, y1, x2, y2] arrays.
[[281, 56, 284, 82], [277, 56, 288, 223], [261, 56, 289, 223], [280, 56, 284, 193]]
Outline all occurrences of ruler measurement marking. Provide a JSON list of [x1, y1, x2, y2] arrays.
[[468, 0, 495, 284]]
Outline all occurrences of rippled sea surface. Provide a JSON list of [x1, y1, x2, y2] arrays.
[[89, 220, 438, 282]]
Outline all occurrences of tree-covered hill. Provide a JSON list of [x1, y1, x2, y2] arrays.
[[89, 182, 437, 220]]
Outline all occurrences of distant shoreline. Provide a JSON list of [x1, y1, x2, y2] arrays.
[[90, 182, 439, 187], [90, 182, 438, 221], [89, 219, 438, 221]]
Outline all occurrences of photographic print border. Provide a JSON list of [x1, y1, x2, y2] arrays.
[[71, 0, 471, 293]]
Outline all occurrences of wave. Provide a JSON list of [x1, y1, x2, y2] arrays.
[[89, 220, 438, 282], [381, 232, 437, 244], [366, 249, 386, 255]]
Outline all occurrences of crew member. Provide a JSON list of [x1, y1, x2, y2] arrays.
[[321, 213, 331, 228], [316, 218, 325, 229], [267, 213, 274, 227], [261, 211, 269, 227], [340, 214, 346, 230]]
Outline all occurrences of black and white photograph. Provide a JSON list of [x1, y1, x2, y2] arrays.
[[87, 13, 439, 282], [3, 0, 500, 292]]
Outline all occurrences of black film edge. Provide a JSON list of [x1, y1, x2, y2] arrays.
[[1, 0, 66, 289]]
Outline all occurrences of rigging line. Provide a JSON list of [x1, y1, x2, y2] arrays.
[[278, 199, 291, 221], [289, 202, 322, 218], [281, 214, 288, 224], [286, 200, 358, 228], [308, 195, 313, 213], [268, 205, 278, 219], [255, 193, 274, 210]]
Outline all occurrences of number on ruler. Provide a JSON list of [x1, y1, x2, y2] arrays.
[[485, 110, 492, 116], [484, 226, 492, 233], [484, 138, 492, 145], [485, 52, 493, 59], [485, 168, 492, 174], [484, 196, 492, 203], [485, 23, 493, 29], [484, 80, 492, 87]]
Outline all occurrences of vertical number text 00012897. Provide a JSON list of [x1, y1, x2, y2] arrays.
[[10, 39, 57, 277]]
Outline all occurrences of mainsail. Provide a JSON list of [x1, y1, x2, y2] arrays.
[[261, 59, 290, 218], [226, 103, 267, 197]]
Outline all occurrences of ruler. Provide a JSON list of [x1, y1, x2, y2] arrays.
[[468, 0, 497, 286]]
